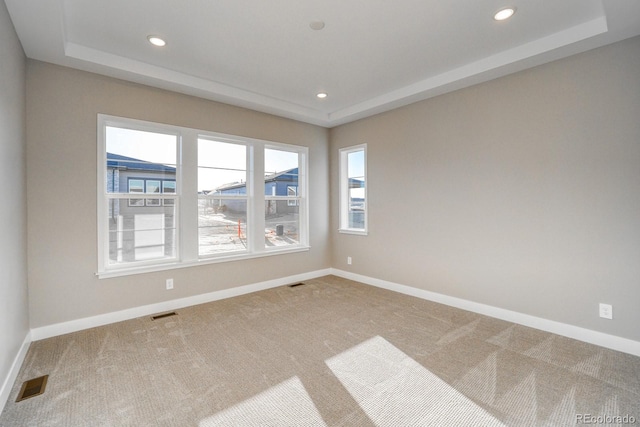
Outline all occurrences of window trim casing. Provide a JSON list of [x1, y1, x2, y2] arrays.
[[97, 114, 310, 278], [338, 143, 368, 235]]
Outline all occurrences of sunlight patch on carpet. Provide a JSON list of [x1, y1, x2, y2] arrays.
[[326, 335, 505, 426]]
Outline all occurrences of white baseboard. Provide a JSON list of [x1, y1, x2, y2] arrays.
[[27, 266, 640, 356], [30, 268, 332, 341], [0, 331, 31, 415], [331, 268, 640, 357]]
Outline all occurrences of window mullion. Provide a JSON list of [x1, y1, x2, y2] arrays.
[[250, 145, 265, 253], [181, 129, 199, 262]]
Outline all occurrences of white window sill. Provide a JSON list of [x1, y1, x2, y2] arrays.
[[338, 228, 368, 236], [97, 246, 310, 279]]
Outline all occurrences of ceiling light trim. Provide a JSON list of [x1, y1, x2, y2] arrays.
[[147, 36, 167, 47], [494, 7, 516, 21], [309, 20, 325, 31]]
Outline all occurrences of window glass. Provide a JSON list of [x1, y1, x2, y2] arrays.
[[103, 125, 178, 267], [146, 180, 161, 206], [347, 150, 365, 229], [128, 179, 144, 207], [162, 180, 176, 206], [264, 149, 301, 247], [340, 145, 367, 233], [198, 139, 248, 256]]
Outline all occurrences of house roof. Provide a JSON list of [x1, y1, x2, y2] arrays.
[[107, 153, 176, 173]]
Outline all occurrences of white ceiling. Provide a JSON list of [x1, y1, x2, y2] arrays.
[[6, 0, 640, 127]]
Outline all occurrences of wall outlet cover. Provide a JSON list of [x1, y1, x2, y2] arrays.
[[599, 303, 612, 319]]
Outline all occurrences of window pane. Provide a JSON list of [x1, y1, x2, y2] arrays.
[[163, 181, 176, 206], [265, 202, 299, 247], [107, 198, 176, 264], [265, 148, 301, 247], [145, 179, 161, 206], [106, 127, 177, 194], [265, 148, 299, 189], [128, 179, 144, 193], [198, 139, 246, 193], [162, 181, 176, 193], [128, 179, 144, 207], [198, 197, 247, 255], [348, 150, 365, 229], [198, 139, 248, 256], [340, 146, 367, 232]]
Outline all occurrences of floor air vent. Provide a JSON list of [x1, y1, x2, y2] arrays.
[[16, 375, 48, 402], [151, 311, 178, 320], [288, 282, 305, 288]]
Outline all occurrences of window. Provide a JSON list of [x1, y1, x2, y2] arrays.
[[265, 148, 303, 246], [128, 179, 176, 207], [128, 179, 144, 207], [197, 138, 248, 256], [98, 115, 309, 277], [339, 144, 367, 234], [162, 180, 176, 206]]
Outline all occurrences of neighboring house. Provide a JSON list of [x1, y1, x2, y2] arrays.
[[107, 152, 176, 214], [208, 168, 300, 215], [106, 153, 177, 262]]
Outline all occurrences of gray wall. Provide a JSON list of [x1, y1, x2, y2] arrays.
[[0, 0, 29, 394], [26, 61, 330, 328], [330, 36, 640, 341]]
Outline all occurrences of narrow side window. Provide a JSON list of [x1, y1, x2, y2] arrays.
[[339, 144, 367, 234]]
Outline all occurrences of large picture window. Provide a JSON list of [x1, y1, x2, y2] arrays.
[[98, 115, 309, 277], [339, 144, 367, 234]]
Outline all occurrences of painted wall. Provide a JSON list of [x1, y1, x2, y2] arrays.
[[26, 61, 330, 328], [330, 36, 640, 341], [0, 0, 29, 406]]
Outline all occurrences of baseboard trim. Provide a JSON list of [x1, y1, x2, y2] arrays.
[[30, 268, 332, 341], [0, 331, 31, 415], [27, 267, 640, 356], [331, 269, 640, 357]]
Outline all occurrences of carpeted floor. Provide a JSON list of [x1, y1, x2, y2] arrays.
[[1, 275, 639, 426]]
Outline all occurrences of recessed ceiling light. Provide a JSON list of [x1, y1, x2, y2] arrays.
[[316, 92, 328, 99], [147, 36, 166, 47], [309, 21, 325, 31], [494, 7, 516, 21]]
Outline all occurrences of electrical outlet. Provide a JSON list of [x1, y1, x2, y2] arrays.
[[599, 303, 612, 319], [166, 278, 174, 290], [347, 256, 352, 265]]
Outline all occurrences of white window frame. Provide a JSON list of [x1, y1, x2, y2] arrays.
[[97, 115, 310, 278], [339, 144, 368, 235], [286, 186, 299, 206]]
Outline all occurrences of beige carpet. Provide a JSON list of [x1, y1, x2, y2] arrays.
[[1, 276, 639, 426]]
